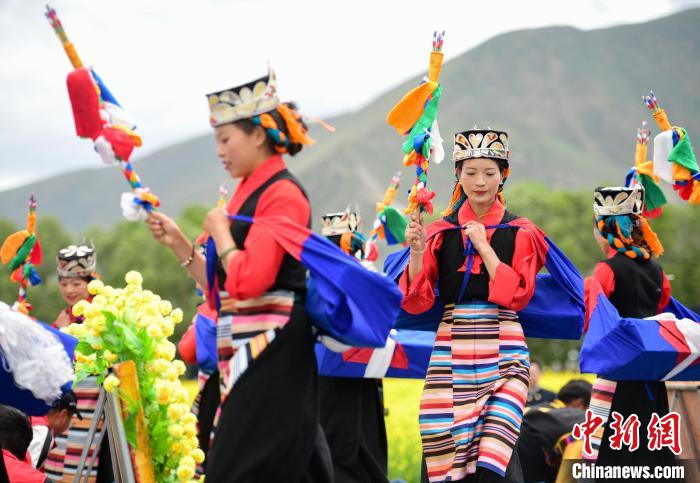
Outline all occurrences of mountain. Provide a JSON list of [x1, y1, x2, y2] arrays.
[[1, 9, 698, 231]]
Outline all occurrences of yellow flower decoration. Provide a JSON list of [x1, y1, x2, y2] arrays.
[[176, 464, 195, 481], [191, 448, 205, 465], [71, 299, 90, 317], [124, 270, 143, 286], [87, 279, 104, 295], [68, 271, 198, 481], [103, 350, 118, 363], [103, 375, 120, 392]]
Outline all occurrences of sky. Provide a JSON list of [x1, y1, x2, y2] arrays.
[[1, 0, 698, 190]]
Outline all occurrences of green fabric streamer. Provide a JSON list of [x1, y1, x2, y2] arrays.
[[638, 174, 668, 211], [8, 234, 35, 271], [402, 85, 442, 156], [382, 206, 408, 245], [669, 129, 699, 172]]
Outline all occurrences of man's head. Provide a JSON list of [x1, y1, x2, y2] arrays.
[[556, 379, 593, 411], [0, 405, 32, 459], [47, 391, 81, 436]]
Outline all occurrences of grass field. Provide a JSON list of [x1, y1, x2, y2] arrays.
[[184, 371, 594, 482]]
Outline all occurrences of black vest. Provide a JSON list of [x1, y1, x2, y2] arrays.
[[602, 253, 664, 318], [438, 210, 519, 304], [217, 169, 310, 295]]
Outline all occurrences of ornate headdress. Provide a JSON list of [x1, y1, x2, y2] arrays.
[[593, 186, 663, 259], [207, 68, 279, 127], [321, 207, 361, 237], [453, 129, 510, 163], [593, 186, 645, 216], [443, 128, 512, 218], [205, 67, 318, 154], [57, 243, 96, 279], [321, 207, 368, 259]]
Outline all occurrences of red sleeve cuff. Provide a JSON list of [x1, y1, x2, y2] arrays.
[[399, 267, 435, 314]]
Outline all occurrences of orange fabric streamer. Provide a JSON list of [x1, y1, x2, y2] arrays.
[[0, 231, 30, 264], [672, 162, 692, 182], [340, 232, 353, 254], [689, 182, 700, 205], [113, 361, 156, 483], [638, 217, 664, 258], [403, 151, 417, 167], [277, 104, 316, 146], [386, 81, 438, 135]]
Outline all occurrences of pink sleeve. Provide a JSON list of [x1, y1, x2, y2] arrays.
[[398, 235, 443, 314], [487, 228, 545, 310]]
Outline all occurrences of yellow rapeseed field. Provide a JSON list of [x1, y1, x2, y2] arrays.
[[184, 371, 595, 482]]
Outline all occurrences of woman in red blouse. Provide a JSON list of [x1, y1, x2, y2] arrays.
[[146, 69, 332, 481], [45, 244, 112, 483], [402, 129, 547, 483]]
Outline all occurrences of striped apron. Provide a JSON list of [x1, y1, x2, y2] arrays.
[[209, 289, 295, 443], [420, 301, 529, 482], [44, 376, 103, 482]]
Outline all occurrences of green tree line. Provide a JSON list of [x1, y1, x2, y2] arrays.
[[1, 182, 697, 365]]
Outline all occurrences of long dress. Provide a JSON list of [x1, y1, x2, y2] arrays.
[[400, 200, 545, 483], [204, 154, 333, 482], [585, 250, 678, 471]]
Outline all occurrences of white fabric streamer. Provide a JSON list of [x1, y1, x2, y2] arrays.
[[653, 130, 675, 184], [429, 119, 445, 164], [93, 135, 118, 165], [0, 302, 74, 404], [120, 192, 148, 222], [364, 331, 398, 378]]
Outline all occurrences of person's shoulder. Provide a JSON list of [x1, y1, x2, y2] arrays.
[[425, 217, 456, 238]]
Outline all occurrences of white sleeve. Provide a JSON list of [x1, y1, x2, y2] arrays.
[[29, 425, 49, 468]]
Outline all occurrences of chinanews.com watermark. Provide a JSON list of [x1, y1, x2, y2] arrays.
[[567, 409, 689, 480], [571, 462, 685, 480]]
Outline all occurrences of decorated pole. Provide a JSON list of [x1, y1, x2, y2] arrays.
[[386, 31, 446, 216], [642, 90, 700, 204], [369, 172, 408, 246], [0, 194, 42, 314], [624, 121, 667, 218], [45, 5, 160, 221]]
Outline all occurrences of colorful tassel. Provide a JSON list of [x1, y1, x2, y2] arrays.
[[1, 195, 42, 312]]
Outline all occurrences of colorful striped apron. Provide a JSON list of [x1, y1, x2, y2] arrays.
[[44, 376, 103, 482], [208, 290, 295, 444], [420, 301, 529, 482]]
